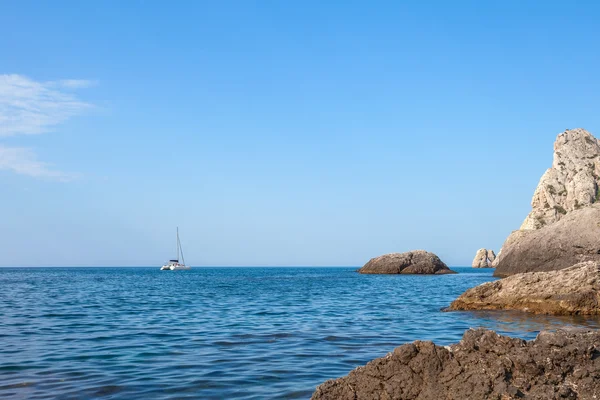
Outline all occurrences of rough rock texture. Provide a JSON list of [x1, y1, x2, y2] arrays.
[[358, 251, 456, 275], [493, 203, 600, 277], [472, 248, 496, 268], [311, 328, 600, 400], [520, 128, 600, 230], [450, 262, 600, 315]]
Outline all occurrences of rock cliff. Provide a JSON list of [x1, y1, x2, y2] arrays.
[[312, 328, 600, 400], [520, 128, 600, 230], [358, 251, 455, 275], [494, 129, 600, 276]]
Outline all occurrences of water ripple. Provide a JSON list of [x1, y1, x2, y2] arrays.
[[1, 267, 599, 399]]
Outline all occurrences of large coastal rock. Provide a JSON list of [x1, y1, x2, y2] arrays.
[[358, 251, 455, 275], [312, 328, 600, 400], [471, 248, 496, 268], [450, 261, 600, 315], [493, 203, 600, 277], [493, 128, 600, 276], [520, 128, 600, 230]]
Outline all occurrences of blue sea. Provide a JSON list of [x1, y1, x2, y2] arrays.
[[1, 267, 599, 399]]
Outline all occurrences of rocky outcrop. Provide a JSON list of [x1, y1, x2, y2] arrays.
[[312, 328, 600, 400], [472, 248, 488, 268], [449, 261, 600, 315], [520, 128, 600, 230], [493, 203, 600, 277], [358, 251, 456, 275], [492, 129, 600, 276], [471, 248, 496, 268]]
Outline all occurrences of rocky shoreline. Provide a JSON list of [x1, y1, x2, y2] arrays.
[[448, 261, 600, 315], [312, 328, 600, 400], [313, 129, 600, 399]]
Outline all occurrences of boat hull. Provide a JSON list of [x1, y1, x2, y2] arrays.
[[169, 265, 191, 270], [161, 263, 191, 270]]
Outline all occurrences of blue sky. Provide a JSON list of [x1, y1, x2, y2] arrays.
[[1, 1, 600, 266]]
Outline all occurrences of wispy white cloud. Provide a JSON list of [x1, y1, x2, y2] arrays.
[[54, 79, 97, 89], [0, 74, 93, 181], [0, 74, 93, 136], [0, 145, 80, 182]]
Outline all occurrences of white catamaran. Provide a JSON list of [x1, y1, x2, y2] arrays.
[[161, 228, 191, 270]]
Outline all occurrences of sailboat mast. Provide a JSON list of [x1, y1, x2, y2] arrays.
[[179, 229, 186, 266], [176, 227, 180, 262]]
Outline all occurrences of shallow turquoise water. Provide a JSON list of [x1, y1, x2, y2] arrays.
[[1, 267, 599, 399]]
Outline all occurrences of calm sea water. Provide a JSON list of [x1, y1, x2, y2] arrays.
[[1, 267, 599, 399]]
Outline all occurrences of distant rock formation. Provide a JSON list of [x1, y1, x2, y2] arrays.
[[471, 249, 487, 268], [471, 248, 495, 268], [450, 261, 600, 315], [358, 251, 456, 275], [487, 249, 496, 263], [494, 129, 600, 276], [520, 128, 600, 230], [494, 204, 600, 277], [312, 328, 600, 400]]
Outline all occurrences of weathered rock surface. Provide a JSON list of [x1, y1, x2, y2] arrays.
[[521, 128, 600, 230], [311, 328, 600, 400], [358, 251, 455, 275], [493, 203, 600, 277], [472, 248, 496, 268], [450, 262, 600, 315]]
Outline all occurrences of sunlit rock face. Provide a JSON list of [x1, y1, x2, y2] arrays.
[[520, 128, 600, 230], [494, 202, 600, 277], [493, 129, 600, 276], [451, 261, 600, 315], [472, 248, 495, 268]]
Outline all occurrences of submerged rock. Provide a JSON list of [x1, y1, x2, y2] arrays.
[[450, 261, 600, 315], [494, 203, 600, 277], [311, 328, 600, 400], [471, 248, 496, 268], [358, 250, 455, 275], [520, 128, 600, 230]]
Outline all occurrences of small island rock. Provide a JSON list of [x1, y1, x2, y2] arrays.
[[312, 328, 600, 400], [358, 250, 455, 275], [450, 261, 600, 315], [471, 248, 496, 268]]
